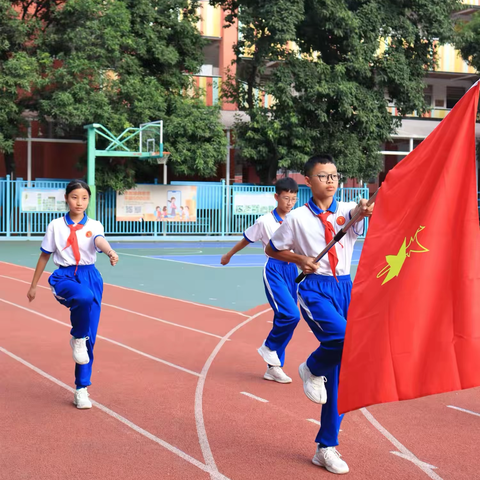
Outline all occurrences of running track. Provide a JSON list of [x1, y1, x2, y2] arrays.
[[1, 260, 479, 479]]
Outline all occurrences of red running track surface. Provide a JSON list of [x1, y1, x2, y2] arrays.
[[1, 261, 479, 480]]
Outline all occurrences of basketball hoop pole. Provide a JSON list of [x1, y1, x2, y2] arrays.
[[83, 121, 167, 219], [156, 152, 170, 184], [85, 124, 98, 219]]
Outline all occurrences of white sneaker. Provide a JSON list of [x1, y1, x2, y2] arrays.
[[257, 341, 281, 366], [73, 388, 92, 409], [70, 337, 89, 365], [264, 366, 292, 384], [298, 362, 327, 404], [312, 446, 349, 474]]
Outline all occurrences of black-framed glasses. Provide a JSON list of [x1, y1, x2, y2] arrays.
[[310, 173, 341, 183]]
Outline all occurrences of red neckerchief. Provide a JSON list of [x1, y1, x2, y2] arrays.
[[63, 223, 84, 274], [305, 202, 338, 279]]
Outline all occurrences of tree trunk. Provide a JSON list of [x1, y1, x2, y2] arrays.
[[247, 68, 257, 112], [4, 152, 15, 177], [258, 155, 279, 184], [267, 155, 279, 184]]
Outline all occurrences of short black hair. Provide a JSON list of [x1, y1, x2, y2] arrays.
[[66, 179, 91, 197], [304, 154, 336, 176], [275, 177, 298, 194]]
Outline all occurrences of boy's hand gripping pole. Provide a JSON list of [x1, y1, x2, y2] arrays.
[[295, 190, 379, 284]]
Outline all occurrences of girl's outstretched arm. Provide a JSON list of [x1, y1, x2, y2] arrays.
[[95, 236, 119, 266], [27, 252, 51, 302]]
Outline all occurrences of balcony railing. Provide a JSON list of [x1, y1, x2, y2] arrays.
[[388, 106, 451, 119]]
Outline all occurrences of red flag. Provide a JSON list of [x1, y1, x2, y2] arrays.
[[338, 82, 480, 414]]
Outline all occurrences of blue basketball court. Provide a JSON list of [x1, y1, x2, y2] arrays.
[[121, 241, 364, 268]]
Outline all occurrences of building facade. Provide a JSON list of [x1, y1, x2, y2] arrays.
[[191, 0, 480, 188], [2, 0, 479, 187]]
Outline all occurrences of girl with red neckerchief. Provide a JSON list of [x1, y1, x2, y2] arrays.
[[27, 180, 119, 409]]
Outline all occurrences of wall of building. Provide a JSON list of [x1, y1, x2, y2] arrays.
[[0, 119, 86, 180], [0, 141, 86, 180]]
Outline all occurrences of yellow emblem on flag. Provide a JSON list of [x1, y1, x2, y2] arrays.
[[377, 226, 429, 285]]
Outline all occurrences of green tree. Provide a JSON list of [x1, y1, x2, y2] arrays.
[[0, 0, 39, 175], [2, 0, 227, 188], [454, 14, 480, 183], [213, 0, 461, 183], [454, 10, 480, 72]]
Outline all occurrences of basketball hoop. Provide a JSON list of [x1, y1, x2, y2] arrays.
[[156, 152, 170, 165], [83, 120, 171, 218]]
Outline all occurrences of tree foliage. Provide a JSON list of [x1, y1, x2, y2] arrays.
[[213, 0, 461, 183], [454, 9, 480, 72], [1, 0, 227, 188], [0, 0, 39, 172], [454, 13, 480, 168]]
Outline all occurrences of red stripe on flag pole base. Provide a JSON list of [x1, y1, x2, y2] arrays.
[[338, 82, 480, 415]]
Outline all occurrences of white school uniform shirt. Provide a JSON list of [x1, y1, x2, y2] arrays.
[[243, 209, 284, 254], [269, 197, 364, 276], [41, 213, 105, 267]]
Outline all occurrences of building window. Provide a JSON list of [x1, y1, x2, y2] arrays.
[[423, 85, 432, 107], [198, 40, 220, 76], [446, 87, 465, 109]]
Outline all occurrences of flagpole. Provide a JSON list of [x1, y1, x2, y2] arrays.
[[295, 189, 379, 284]]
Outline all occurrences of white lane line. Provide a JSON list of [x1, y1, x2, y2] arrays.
[[391, 452, 438, 470], [360, 408, 442, 480], [0, 346, 228, 480], [101, 252, 262, 270], [240, 392, 269, 403], [447, 405, 480, 418], [267, 321, 273, 324], [141, 254, 263, 269], [0, 261, 249, 318], [121, 248, 204, 255], [164, 254, 265, 258], [104, 282, 248, 317], [117, 251, 219, 269], [0, 275, 228, 340], [101, 303, 226, 340], [0, 298, 201, 377], [0, 275, 51, 289], [218, 265, 265, 268], [194, 307, 272, 479]]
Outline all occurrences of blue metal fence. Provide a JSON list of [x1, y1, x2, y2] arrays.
[[0, 178, 71, 236], [0, 176, 373, 238], [224, 184, 368, 235]]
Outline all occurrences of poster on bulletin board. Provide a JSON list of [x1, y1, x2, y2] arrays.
[[233, 191, 276, 215], [20, 188, 68, 213], [116, 185, 197, 222]]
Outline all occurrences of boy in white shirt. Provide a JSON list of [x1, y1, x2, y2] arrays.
[[266, 155, 373, 475], [221, 178, 300, 383]]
